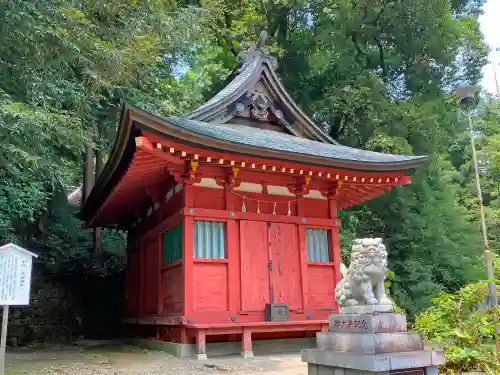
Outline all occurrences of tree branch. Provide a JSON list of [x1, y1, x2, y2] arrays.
[[375, 37, 387, 78]]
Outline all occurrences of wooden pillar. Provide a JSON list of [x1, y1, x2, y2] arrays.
[[225, 186, 235, 211], [298, 226, 308, 311], [95, 148, 103, 182], [82, 143, 94, 205], [241, 328, 254, 358], [328, 194, 341, 309], [183, 215, 194, 317], [93, 148, 103, 258], [157, 236, 164, 315], [92, 228, 101, 257], [138, 242, 145, 318], [180, 328, 189, 344], [195, 329, 207, 360], [227, 219, 240, 313], [331, 226, 341, 287]]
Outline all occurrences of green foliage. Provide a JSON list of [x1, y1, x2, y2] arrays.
[[414, 283, 500, 374], [0, 0, 495, 328], [0, 0, 209, 244]]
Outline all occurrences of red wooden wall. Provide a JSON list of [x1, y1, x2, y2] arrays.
[[124, 181, 341, 326]]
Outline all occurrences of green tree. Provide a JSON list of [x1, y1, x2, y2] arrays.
[[0, 0, 494, 322]]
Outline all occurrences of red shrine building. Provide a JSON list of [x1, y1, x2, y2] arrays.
[[78, 38, 426, 359]]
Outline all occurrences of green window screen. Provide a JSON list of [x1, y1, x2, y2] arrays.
[[163, 224, 183, 265], [193, 220, 226, 259], [306, 228, 330, 262]]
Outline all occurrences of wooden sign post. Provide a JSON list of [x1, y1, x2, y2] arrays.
[[0, 243, 37, 375]]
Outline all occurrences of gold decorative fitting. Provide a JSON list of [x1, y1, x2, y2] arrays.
[[232, 167, 240, 178], [190, 161, 199, 173], [305, 175, 312, 187], [194, 154, 199, 160]]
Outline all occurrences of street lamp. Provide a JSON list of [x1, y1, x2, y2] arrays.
[[455, 86, 499, 348], [455, 86, 497, 304]]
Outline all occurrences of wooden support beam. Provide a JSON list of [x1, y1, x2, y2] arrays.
[[82, 143, 94, 205]]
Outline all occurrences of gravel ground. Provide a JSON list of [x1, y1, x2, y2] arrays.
[[4, 344, 307, 375]]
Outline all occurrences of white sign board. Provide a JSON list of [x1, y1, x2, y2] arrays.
[[0, 243, 37, 306], [0, 243, 37, 375]]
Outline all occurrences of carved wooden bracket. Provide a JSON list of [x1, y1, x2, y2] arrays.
[[225, 167, 241, 189], [293, 176, 312, 198], [145, 187, 163, 205], [326, 181, 343, 199], [166, 161, 201, 185]]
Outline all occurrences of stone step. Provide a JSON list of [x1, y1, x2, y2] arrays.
[[301, 348, 445, 372], [317, 332, 424, 354], [329, 313, 407, 334]]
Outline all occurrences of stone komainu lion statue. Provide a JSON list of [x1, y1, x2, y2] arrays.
[[335, 238, 393, 307]]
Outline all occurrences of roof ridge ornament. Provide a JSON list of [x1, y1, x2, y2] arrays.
[[236, 30, 277, 73]]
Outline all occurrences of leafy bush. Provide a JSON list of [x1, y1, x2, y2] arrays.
[[414, 281, 500, 375]]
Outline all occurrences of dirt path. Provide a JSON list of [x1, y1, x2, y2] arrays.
[[5, 345, 307, 375]]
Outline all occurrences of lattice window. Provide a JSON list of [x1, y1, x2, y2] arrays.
[[163, 224, 183, 265], [193, 220, 226, 259], [306, 228, 330, 262]]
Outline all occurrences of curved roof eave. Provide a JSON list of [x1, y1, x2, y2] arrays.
[[133, 105, 427, 172], [79, 104, 427, 223], [78, 105, 136, 221]]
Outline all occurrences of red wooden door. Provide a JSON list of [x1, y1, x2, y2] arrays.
[[268, 222, 302, 310], [240, 221, 270, 311]]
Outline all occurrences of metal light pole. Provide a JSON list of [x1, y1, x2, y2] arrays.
[[455, 86, 499, 348]]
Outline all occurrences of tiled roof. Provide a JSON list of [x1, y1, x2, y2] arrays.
[[188, 57, 260, 114], [165, 117, 425, 165]]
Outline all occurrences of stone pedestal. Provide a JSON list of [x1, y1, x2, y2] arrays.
[[302, 309, 444, 375]]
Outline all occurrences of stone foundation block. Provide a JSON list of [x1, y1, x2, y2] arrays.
[[301, 349, 445, 372], [339, 305, 394, 315], [329, 313, 407, 333], [241, 350, 254, 359], [317, 332, 423, 354], [308, 364, 392, 375]]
